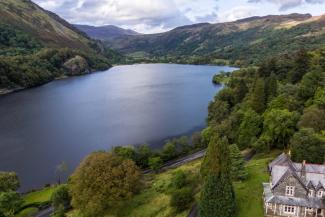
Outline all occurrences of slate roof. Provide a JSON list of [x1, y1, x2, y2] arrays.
[[269, 153, 325, 190], [263, 183, 325, 209]]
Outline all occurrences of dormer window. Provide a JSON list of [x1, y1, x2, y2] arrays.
[[286, 186, 295, 196], [309, 190, 314, 197], [317, 190, 323, 198]]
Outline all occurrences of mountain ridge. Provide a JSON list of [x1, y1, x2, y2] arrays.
[[105, 13, 325, 65], [74, 24, 140, 41]]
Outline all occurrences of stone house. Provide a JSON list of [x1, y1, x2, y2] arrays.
[[263, 153, 325, 217]]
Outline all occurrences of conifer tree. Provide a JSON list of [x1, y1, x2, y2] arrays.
[[199, 136, 236, 217], [229, 144, 248, 181], [249, 78, 266, 114]]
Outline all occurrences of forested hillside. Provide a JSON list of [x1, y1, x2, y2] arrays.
[[205, 49, 325, 162], [0, 0, 122, 92], [107, 13, 325, 66]]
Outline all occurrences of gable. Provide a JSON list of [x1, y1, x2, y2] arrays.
[[273, 173, 307, 198]]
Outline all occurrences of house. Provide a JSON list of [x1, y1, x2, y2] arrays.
[[263, 153, 325, 217]]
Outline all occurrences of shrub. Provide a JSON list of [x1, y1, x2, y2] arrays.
[[171, 170, 187, 189], [51, 185, 71, 210], [170, 187, 193, 213]]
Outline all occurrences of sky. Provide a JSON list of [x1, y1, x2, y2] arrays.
[[33, 0, 325, 34]]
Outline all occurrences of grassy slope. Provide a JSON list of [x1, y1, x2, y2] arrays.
[[16, 186, 59, 217], [70, 151, 278, 217], [235, 150, 281, 217], [20, 151, 280, 217], [0, 0, 91, 50], [22, 186, 58, 206]]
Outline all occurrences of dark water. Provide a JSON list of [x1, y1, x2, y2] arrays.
[[0, 64, 236, 191]]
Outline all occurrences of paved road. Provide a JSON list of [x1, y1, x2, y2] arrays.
[[143, 149, 206, 174], [35, 207, 53, 217]]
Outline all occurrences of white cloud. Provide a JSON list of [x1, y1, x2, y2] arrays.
[[219, 6, 259, 22], [248, 0, 325, 10], [33, 0, 219, 33]]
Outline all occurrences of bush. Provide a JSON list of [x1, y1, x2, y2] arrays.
[[170, 187, 193, 213], [51, 185, 71, 211], [148, 157, 163, 172], [0, 172, 20, 192], [171, 170, 187, 189]]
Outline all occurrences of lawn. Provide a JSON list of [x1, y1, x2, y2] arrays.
[[234, 150, 281, 217]]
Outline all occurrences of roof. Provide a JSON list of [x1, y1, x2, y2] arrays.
[[269, 154, 325, 190], [263, 183, 325, 209]]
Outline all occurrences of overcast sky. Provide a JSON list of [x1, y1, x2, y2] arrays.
[[33, 0, 325, 33]]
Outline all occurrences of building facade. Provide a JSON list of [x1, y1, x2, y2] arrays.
[[263, 153, 325, 217]]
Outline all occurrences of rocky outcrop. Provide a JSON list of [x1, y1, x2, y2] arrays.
[[63, 55, 90, 75]]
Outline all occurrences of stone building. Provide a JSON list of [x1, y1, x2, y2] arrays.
[[263, 153, 325, 217]]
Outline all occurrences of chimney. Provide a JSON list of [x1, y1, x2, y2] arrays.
[[301, 160, 306, 180]]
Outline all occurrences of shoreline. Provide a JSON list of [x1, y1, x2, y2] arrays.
[[0, 63, 237, 96]]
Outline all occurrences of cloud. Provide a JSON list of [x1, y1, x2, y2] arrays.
[[219, 6, 259, 22], [248, 0, 325, 10], [33, 0, 219, 33]]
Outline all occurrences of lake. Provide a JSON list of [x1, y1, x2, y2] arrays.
[[0, 64, 236, 191]]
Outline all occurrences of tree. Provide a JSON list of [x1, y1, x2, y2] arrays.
[[162, 142, 177, 161], [199, 136, 236, 217], [51, 185, 71, 211], [69, 152, 141, 217], [112, 146, 135, 160], [265, 73, 277, 103], [263, 109, 299, 149], [0, 172, 19, 192], [170, 187, 193, 213], [208, 100, 230, 125], [249, 78, 266, 114], [291, 128, 325, 164], [56, 161, 68, 184], [0, 191, 23, 217], [290, 49, 310, 84], [229, 144, 248, 181], [148, 157, 163, 173], [313, 87, 325, 107], [237, 109, 262, 149], [192, 132, 203, 149], [134, 144, 153, 169], [298, 106, 325, 132]]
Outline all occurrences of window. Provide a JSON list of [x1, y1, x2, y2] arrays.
[[283, 205, 295, 214], [309, 190, 314, 197], [286, 186, 295, 196], [306, 207, 313, 212], [317, 190, 323, 198]]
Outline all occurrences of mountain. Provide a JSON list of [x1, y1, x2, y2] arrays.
[[0, 0, 96, 50], [74, 24, 139, 41], [106, 13, 325, 65], [0, 0, 121, 92]]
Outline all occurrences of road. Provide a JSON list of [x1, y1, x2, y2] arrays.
[[35, 207, 53, 217]]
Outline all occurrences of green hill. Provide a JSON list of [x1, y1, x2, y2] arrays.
[[106, 13, 325, 66], [0, 0, 121, 92]]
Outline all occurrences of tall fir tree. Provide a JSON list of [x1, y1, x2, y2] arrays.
[[229, 144, 248, 181], [199, 135, 236, 217], [249, 78, 266, 114]]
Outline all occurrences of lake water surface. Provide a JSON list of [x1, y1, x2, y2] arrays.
[[0, 64, 236, 191]]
